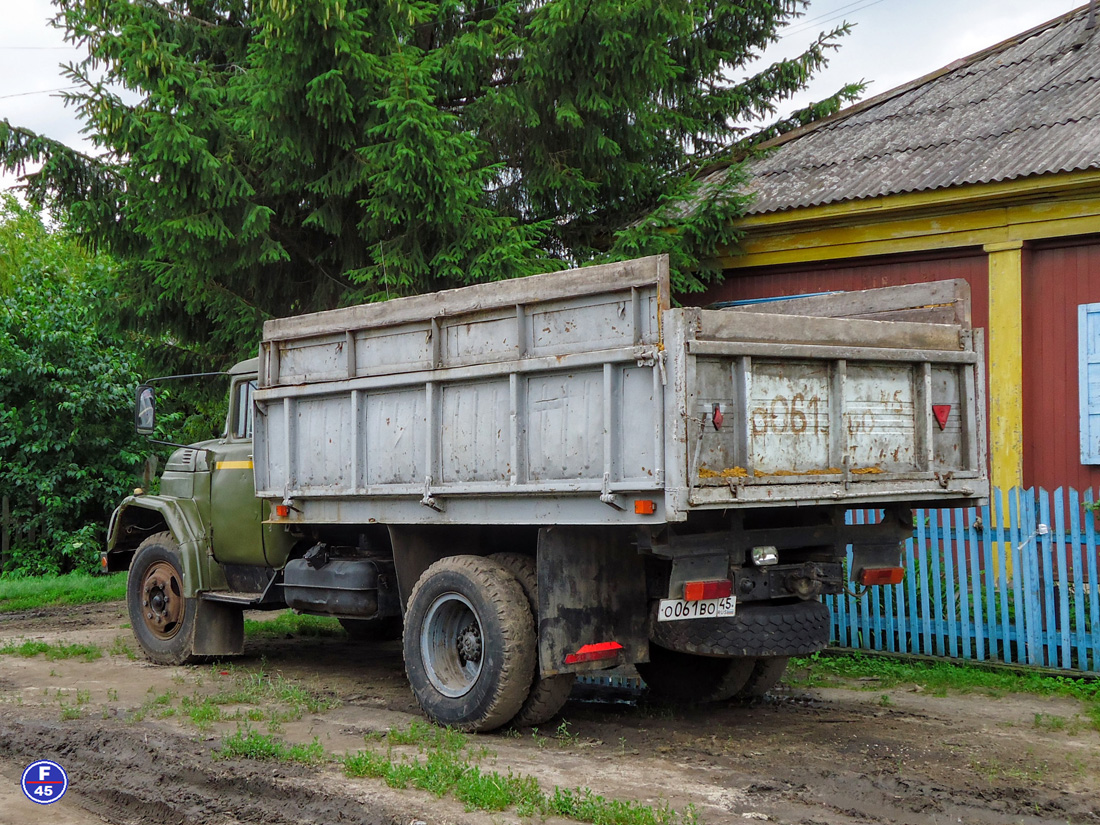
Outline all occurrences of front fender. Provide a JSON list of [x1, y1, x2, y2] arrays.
[[107, 495, 226, 598]]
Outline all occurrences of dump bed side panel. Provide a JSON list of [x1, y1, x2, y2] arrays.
[[253, 257, 673, 525]]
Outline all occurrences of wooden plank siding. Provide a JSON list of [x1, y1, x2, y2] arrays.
[[698, 248, 990, 332], [1023, 236, 1100, 492]]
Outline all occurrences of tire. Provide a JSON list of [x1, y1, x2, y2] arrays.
[[636, 643, 754, 703], [340, 616, 403, 642], [127, 532, 199, 665], [489, 553, 574, 728], [736, 657, 789, 699], [403, 555, 536, 732]]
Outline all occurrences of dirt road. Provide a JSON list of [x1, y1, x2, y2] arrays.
[[1, 603, 1098, 825]]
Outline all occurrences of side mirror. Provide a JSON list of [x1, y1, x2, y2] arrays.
[[135, 385, 156, 435]]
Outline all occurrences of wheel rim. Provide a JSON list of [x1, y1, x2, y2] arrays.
[[140, 560, 184, 640], [420, 591, 484, 698]]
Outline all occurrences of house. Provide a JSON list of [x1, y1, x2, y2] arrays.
[[698, 3, 1100, 494]]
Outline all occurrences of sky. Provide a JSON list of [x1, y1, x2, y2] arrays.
[[0, 0, 1089, 193]]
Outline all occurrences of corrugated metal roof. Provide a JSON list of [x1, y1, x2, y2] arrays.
[[704, 6, 1100, 215]]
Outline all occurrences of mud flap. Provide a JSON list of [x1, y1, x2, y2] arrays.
[[849, 543, 904, 581], [537, 526, 648, 676], [192, 600, 244, 656]]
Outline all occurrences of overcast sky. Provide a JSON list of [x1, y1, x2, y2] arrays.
[[0, 0, 1088, 193]]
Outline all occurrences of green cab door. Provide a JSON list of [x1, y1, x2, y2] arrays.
[[209, 378, 265, 567], [209, 376, 296, 571]]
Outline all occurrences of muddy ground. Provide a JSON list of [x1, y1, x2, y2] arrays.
[[1, 603, 1098, 825]]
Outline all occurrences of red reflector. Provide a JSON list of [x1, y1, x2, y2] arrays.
[[932, 404, 952, 431], [275, 504, 290, 518], [564, 641, 623, 665], [859, 567, 905, 586], [634, 499, 656, 515], [683, 579, 733, 601], [712, 404, 724, 430]]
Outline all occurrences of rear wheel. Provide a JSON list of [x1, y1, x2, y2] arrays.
[[490, 553, 575, 727], [340, 616, 403, 642], [636, 643, 754, 703], [736, 657, 789, 699], [403, 555, 535, 731], [127, 532, 199, 665]]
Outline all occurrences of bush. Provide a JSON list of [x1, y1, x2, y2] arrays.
[[0, 196, 146, 574]]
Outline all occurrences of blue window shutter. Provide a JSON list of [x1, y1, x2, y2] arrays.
[[1079, 304, 1100, 463]]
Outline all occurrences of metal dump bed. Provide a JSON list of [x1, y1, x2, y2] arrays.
[[253, 256, 986, 525]]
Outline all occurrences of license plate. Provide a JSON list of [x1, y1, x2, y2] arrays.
[[656, 596, 736, 622]]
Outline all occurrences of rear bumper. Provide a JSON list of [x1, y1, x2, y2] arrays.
[[650, 600, 830, 657]]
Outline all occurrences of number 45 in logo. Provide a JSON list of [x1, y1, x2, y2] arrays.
[[21, 760, 68, 805]]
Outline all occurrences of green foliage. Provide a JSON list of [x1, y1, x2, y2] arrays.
[[216, 727, 327, 764], [0, 196, 148, 575], [243, 609, 345, 639], [790, 652, 1100, 732], [1, 0, 860, 362], [0, 571, 127, 612], [0, 639, 103, 662], [342, 722, 698, 824]]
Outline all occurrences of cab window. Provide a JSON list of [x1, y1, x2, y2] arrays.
[[231, 380, 257, 439]]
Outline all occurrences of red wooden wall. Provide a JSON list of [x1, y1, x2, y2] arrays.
[[1023, 237, 1100, 492], [697, 249, 990, 332]]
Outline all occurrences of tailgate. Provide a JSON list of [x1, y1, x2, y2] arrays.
[[665, 305, 987, 511]]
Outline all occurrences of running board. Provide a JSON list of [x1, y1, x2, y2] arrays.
[[200, 591, 265, 606]]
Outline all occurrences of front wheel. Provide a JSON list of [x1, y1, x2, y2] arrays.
[[403, 555, 535, 732], [636, 643, 754, 703], [127, 532, 199, 665]]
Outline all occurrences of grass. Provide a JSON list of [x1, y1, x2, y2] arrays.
[[128, 664, 339, 731], [216, 727, 326, 764], [0, 572, 126, 612], [790, 652, 1100, 731], [243, 610, 345, 639], [0, 639, 102, 662], [341, 720, 698, 825]]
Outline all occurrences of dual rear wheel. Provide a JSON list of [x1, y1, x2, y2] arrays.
[[636, 645, 789, 703], [402, 554, 574, 732]]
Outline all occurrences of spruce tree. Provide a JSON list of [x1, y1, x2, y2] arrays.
[[1, 0, 859, 364]]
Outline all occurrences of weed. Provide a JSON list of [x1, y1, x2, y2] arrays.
[[109, 636, 137, 660], [970, 756, 1049, 784], [59, 705, 81, 721], [180, 696, 225, 731], [107, 688, 119, 702], [342, 722, 699, 825], [879, 694, 892, 707], [0, 639, 102, 662], [1033, 713, 1067, 732], [556, 719, 578, 747], [216, 727, 326, 765]]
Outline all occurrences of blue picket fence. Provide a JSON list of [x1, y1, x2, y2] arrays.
[[828, 487, 1100, 672]]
